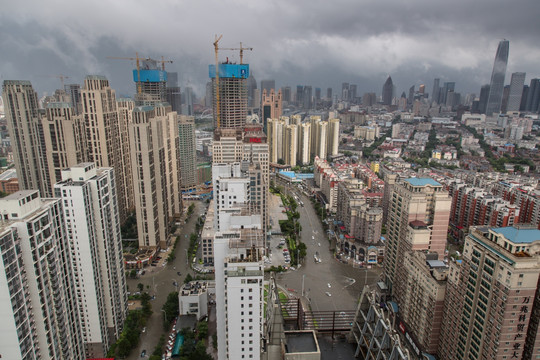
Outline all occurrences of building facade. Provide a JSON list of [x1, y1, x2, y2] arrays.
[[384, 178, 451, 291], [55, 163, 127, 357]]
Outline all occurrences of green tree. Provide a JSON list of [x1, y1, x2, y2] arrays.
[[297, 242, 307, 259], [197, 321, 209, 339], [130, 269, 137, 278], [141, 292, 152, 316], [184, 273, 193, 284], [137, 283, 144, 292], [162, 292, 180, 329]]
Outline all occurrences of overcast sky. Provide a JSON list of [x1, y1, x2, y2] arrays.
[[1, 0, 539, 100]]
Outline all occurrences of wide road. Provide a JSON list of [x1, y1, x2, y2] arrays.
[[275, 182, 382, 312], [126, 201, 207, 360]]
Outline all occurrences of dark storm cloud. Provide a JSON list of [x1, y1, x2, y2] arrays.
[[1, 0, 539, 98]]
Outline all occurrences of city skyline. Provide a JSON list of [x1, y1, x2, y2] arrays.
[[1, 1, 539, 98]]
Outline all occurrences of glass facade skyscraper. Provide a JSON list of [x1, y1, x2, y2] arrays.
[[485, 40, 509, 115]]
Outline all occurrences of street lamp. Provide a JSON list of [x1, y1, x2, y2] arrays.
[[161, 309, 167, 323]]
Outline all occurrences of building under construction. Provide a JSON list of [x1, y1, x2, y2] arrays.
[[209, 62, 249, 129], [134, 58, 168, 106]]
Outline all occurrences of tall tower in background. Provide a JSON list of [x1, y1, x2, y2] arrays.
[[382, 76, 393, 105], [247, 73, 257, 107], [261, 88, 282, 134], [166, 71, 181, 112], [209, 62, 249, 129], [2, 80, 52, 197], [178, 115, 197, 192], [478, 84, 490, 114], [432, 78, 440, 104], [485, 39, 510, 115]]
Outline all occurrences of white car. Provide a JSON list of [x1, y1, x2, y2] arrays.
[[325, 292, 332, 297]]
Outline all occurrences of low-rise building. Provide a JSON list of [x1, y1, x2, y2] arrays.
[[179, 281, 208, 320]]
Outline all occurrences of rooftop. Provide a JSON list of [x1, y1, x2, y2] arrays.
[[404, 177, 441, 187], [492, 226, 540, 244], [285, 331, 319, 353]]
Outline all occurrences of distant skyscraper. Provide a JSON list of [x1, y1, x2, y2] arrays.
[[525, 78, 540, 113], [296, 85, 304, 105], [182, 86, 194, 115], [485, 39, 510, 115], [382, 76, 393, 105], [440, 82, 455, 106], [327, 87, 332, 100], [209, 63, 249, 129], [303, 85, 313, 110], [315, 87, 321, 101], [247, 73, 257, 107], [341, 82, 349, 100], [408, 85, 415, 106], [261, 89, 282, 134], [478, 84, 490, 114], [3, 80, 52, 197], [432, 78, 440, 104], [178, 115, 197, 191], [260, 79, 275, 96], [520, 85, 530, 111], [349, 84, 357, 101], [507, 72, 526, 112], [166, 71, 181, 112], [281, 86, 291, 103]]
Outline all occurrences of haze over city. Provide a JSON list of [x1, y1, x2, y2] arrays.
[[2, 0, 540, 97]]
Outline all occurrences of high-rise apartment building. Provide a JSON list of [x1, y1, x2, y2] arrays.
[[327, 118, 340, 158], [507, 72, 526, 112], [384, 178, 451, 291], [3, 80, 52, 197], [178, 115, 197, 192], [42, 102, 87, 186], [209, 63, 249, 129], [398, 251, 447, 354], [81, 75, 131, 222], [327, 87, 332, 101], [297, 122, 311, 165], [0, 191, 85, 359], [486, 40, 510, 116], [128, 103, 181, 249], [314, 120, 328, 160], [438, 226, 540, 359], [284, 124, 298, 166], [382, 76, 394, 105], [214, 229, 265, 360], [55, 163, 127, 358], [116, 98, 135, 214]]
